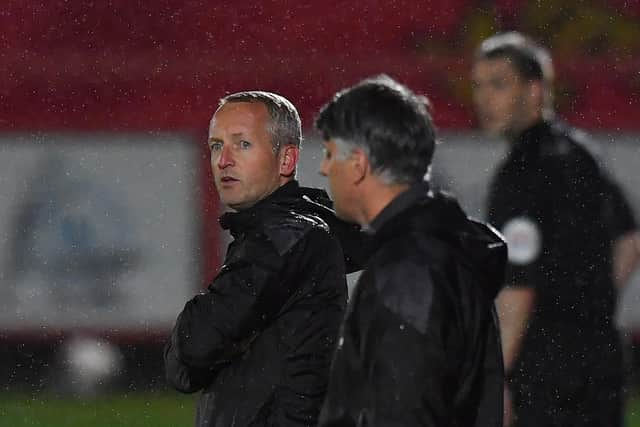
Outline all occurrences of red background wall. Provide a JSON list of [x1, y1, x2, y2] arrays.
[[3, 0, 639, 132], [2, 0, 639, 282]]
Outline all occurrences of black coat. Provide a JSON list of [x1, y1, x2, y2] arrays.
[[165, 181, 356, 426], [318, 183, 506, 427], [487, 120, 635, 416]]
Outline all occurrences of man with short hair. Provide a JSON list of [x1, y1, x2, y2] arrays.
[[472, 32, 640, 426], [316, 75, 507, 426], [164, 91, 356, 426]]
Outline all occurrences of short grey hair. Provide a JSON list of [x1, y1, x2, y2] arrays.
[[218, 91, 302, 152], [334, 137, 401, 185], [315, 75, 436, 186]]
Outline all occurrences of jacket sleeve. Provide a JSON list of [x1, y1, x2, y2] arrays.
[[173, 238, 291, 370], [299, 188, 366, 273], [602, 176, 637, 240], [486, 166, 543, 289], [167, 227, 339, 386], [164, 325, 218, 393]]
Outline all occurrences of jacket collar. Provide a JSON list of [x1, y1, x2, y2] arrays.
[[366, 183, 468, 255], [367, 181, 432, 236], [219, 180, 300, 235], [509, 119, 552, 157]]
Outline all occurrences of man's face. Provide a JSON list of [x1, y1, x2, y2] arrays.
[[319, 139, 359, 223], [208, 102, 282, 210], [471, 57, 533, 137]]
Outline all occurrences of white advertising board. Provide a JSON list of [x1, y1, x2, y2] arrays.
[[0, 133, 201, 332]]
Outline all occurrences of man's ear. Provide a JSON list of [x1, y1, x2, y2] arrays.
[[350, 148, 369, 185], [279, 145, 299, 177], [528, 80, 545, 110]]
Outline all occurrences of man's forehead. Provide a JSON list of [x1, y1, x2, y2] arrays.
[[209, 102, 268, 133], [216, 101, 268, 119], [475, 58, 518, 75], [208, 121, 251, 138]]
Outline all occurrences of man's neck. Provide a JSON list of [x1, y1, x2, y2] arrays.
[[358, 181, 410, 227], [507, 112, 546, 143]]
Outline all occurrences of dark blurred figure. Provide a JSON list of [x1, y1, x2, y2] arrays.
[[472, 32, 640, 427], [315, 75, 507, 426], [164, 91, 355, 426]]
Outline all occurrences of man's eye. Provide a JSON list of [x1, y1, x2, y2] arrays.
[[323, 148, 332, 159], [240, 140, 251, 149], [210, 142, 223, 151]]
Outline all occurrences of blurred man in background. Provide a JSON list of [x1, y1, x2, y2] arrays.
[[472, 32, 640, 427], [164, 91, 354, 426], [316, 75, 506, 426]]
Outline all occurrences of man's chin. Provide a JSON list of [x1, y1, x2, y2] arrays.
[[335, 208, 358, 225], [225, 200, 252, 211], [219, 194, 243, 211]]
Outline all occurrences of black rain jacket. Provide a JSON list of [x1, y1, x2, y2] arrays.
[[318, 183, 506, 427], [165, 181, 360, 426]]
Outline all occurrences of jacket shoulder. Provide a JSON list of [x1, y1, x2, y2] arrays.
[[377, 257, 435, 335], [540, 122, 601, 165], [262, 208, 331, 256], [364, 230, 442, 334]]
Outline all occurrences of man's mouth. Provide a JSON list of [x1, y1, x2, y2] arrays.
[[220, 176, 238, 183]]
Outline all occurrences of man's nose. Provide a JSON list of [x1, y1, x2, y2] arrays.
[[217, 145, 234, 168]]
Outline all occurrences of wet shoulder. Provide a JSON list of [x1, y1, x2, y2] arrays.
[[538, 122, 600, 166], [261, 207, 331, 256], [365, 238, 437, 334], [368, 226, 440, 288]]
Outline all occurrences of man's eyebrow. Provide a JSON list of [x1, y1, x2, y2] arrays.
[[209, 132, 246, 140]]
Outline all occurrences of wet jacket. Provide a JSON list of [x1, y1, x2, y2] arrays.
[[318, 183, 507, 427], [165, 181, 356, 426]]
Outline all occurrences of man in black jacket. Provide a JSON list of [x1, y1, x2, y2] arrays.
[[472, 32, 640, 426], [315, 75, 507, 426], [164, 91, 355, 426]]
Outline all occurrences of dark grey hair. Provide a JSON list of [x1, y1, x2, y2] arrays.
[[315, 74, 436, 185]]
